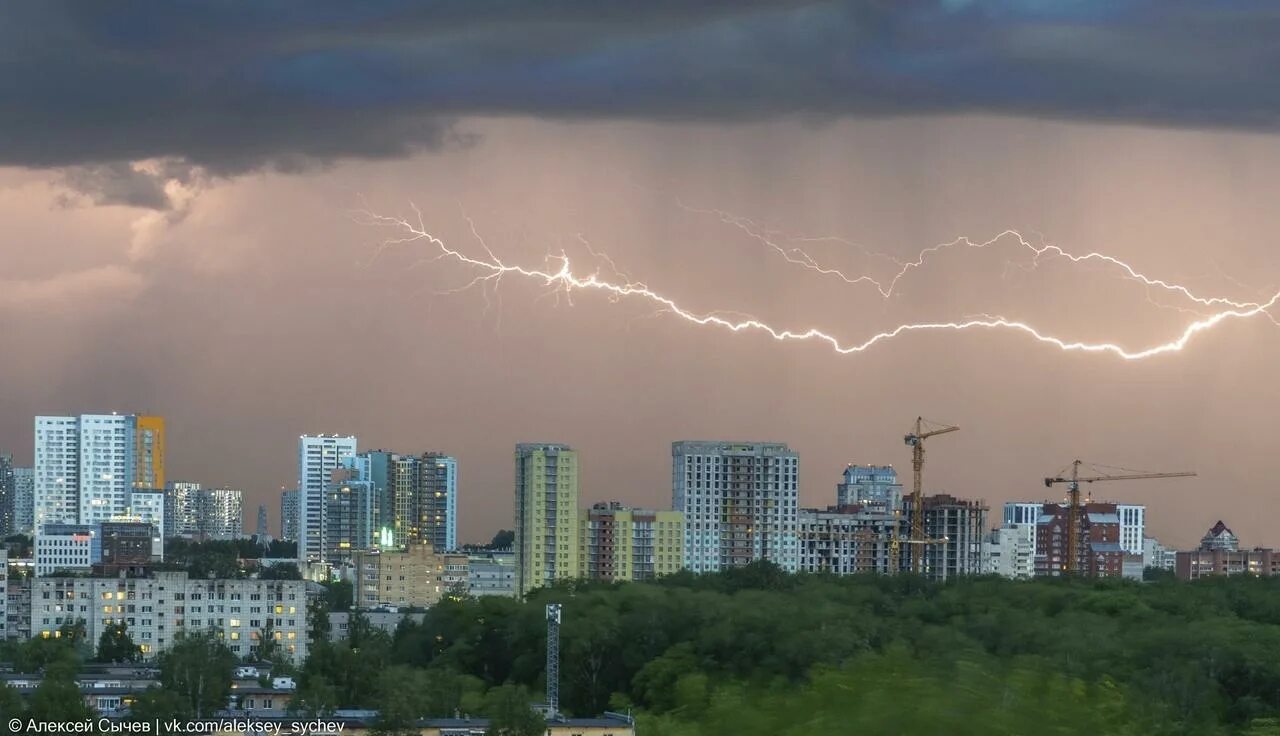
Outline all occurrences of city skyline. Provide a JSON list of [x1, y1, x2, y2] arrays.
[[3, 6, 1278, 552]]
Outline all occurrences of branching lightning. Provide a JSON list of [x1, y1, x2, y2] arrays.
[[360, 204, 1278, 361]]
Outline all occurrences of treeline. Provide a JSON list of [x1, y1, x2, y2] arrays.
[[155, 537, 298, 578], [296, 565, 1280, 735]]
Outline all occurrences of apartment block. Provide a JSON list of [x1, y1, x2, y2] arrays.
[[514, 444, 580, 596], [352, 543, 457, 609], [298, 435, 357, 562], [579, 502, 684, 582], [24, 572, 309, 661], [797, 505, 900, 575], [673, 441, 799, 574], [835, 465, 902, 514], [467, 550, 516, 598], [1034, 502, 1124, 577], [913, 494, 989, 581], [982, 523, 1035, 579]]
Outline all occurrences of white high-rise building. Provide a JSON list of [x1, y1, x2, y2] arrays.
[[1003, 501, 1045, 551], [35, 414, 138, 530], [123, 488, 165, 559], [1117, 504, 1145, 555], [200, 488, 244, 539], [982, 523, 1035, 579], [165, 481, 202, 537], [298, 435, 357, 562], [672, 441, 799, 573]]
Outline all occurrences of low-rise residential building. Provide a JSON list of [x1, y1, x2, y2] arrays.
[[22, 572, 310, 661], [579, 502, 685, 582], [35, 523, 102, 576], [1175, 521, 1278, 580], [797, 505, 900, 575], [467, 550, 516, 597], [328, 609, 427, 642]]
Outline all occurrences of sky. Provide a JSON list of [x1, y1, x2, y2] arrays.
[[2, 2, 1279, 548]]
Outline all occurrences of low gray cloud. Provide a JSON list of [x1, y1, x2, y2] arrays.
[[5, 2, 1280, 182]]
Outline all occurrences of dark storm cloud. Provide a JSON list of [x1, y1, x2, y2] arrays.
[[4, 0, 1280, 178]]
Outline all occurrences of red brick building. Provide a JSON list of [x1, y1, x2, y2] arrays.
[[1034, 502, 1124, 577]]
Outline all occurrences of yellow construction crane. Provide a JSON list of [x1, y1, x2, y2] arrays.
[[903, 417, 960, 574], [889, 509, 948, 574], [1043, 460, 1196, 574]]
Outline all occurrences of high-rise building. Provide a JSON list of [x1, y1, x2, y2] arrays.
[[579, 502, 685, 582], [835, 465, 902, 512], [298, 435, 357, 561], [672, 441, 799, 573], [911, 494, 989, 581], [34, 414, 162, 530], [199, 488, 244, 539], [1143, 536, 1176, 571], [322, 469, 374, 562], [351, 450, 398, 545], [12, 467, 33, 535], [124, 488, 165, 558], [1116, 504, 1145, 555], [165, 481, 202, 537], [0, 455, 13, 536], [981, 524, 1035, 579], [514, 443, 580, 597], [133, 416, 165, 490], [797, 505, 900, 575], [256, 505, 269, 538], [1034, 502, 1124, 577], [280, 489, 299, 541], [1003, 500, 1051, 554], [414, 453, 458, 553]]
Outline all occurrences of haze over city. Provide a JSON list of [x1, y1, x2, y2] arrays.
[[3, 3, 1279, 549]]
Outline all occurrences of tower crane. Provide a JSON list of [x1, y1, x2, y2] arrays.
[[1043, 460, 1195, 574], [903, 417, 960, 574]]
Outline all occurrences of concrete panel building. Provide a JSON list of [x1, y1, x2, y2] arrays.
[[24, 572, 309, 661], [982, 523, 1035, 579], [913, 494, 989, 581], [514, 444, 580, 596], [467, 550, 516, 597], [672, 441, 799, 574], [13, 467, 34, 535]]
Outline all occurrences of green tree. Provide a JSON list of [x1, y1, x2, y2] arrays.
[[484, 685, 545, 736], [127, 687, 190, 722], [288, 674, 338, 718], [96, 622, 142, 663], [26, 656, 93, 723], [158, 631, 236, 718], [252, 618, 281, 662], [0, 683, 23, 719], [489, 530, 514, 549]]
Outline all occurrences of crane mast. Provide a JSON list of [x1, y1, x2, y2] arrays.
[[1043, 460, 1195, 574], [903, 417, 959, 574]]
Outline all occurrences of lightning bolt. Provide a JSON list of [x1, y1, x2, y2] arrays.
[[360, 205, 1277, 361], [681, 203, 1274, 319]]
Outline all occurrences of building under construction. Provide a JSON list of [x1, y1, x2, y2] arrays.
[[797, 504, 901, 575], [909, 493, 989, 581]]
